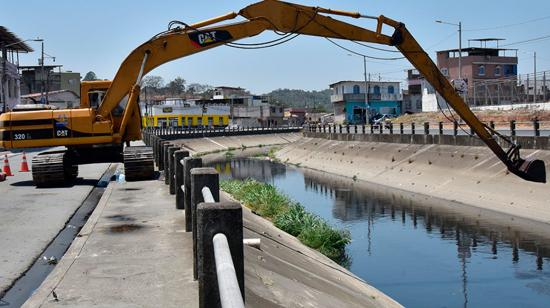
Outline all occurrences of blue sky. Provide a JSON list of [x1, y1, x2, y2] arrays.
[[2, 0, 550, 94]]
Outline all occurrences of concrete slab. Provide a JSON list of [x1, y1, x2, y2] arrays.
[[0, 147, 110, 295]]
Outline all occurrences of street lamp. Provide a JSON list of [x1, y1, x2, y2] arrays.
[[1, 38, 43, 113], [436, 20, 462, 80], [348, 53, 369, 124]]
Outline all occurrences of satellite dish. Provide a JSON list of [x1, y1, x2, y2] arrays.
[[452, 79, 468, 95]]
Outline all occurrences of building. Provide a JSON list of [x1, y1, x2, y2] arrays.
[[140, 86, 284, 128], [140, 99, 230, 128], [330, 80, 402, 124], [19, 65, 81, 98], [437, 40, 518, 106], [284, 108, 306, 126], [0, 26, 34, 112], [402, 69, 423, 113]]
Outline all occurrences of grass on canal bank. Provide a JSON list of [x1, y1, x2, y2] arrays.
[[220, 179, 351, 265]]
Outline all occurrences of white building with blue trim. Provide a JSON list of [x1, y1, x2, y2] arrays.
[[330, 80, 402, 124]]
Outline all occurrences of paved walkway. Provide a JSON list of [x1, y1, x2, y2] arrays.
[[23, 175, 198, 307], [0, 147, 110, 296]]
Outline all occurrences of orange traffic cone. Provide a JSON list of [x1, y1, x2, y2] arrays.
[[20, 152, 30, 172], [3, 155, 13, 176]]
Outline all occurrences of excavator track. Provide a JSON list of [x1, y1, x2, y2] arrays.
[[31, 151, 78, 187], [123, 146, 154, 181]]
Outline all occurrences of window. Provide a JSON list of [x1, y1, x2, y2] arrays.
[[478, 65, 485, 76], [373, 86, 381, 95], [495, 65, 501, 76], [353, 85, 360, 94], [388, 85, 395, 94]]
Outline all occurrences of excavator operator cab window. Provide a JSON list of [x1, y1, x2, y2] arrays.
[[88, 90, 106, 109]]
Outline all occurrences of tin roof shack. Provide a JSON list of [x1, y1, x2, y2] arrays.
[[21, 90, 79, 109], [0, 26, 33, 112]]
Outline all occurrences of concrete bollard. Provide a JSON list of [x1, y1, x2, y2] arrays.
[[510, 120, 516, 137], [411, 122, 416, 135], [175, 150, 190, 209], [168, 146, 180, 194], [183, 157, 203, 231], [534, 119, 540, 137], [197, 202, 244, 308], [362, 125, 365, 134], [163, 143, 172, 182], [339, 125, 342, 134], [379, 123, 383, 134], [439, 122, 443, 135], [191, 168, 220, 280], [424, 122, 429, 135], [389, 122, 393, 134], [354, 125, 358, 134], [400, 122, 404, 135], [453, 121, 458, 136], [159, 141, 168, 171], [346, 125, 350, 134], [370, 124, 374, 134]]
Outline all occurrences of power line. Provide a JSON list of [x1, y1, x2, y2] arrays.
[[325, 38, 405, 60], [501, 34, 550, 47], [464, 15, 550, 32]]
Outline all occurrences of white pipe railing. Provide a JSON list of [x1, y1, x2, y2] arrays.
[[213, 233, 245, 308]]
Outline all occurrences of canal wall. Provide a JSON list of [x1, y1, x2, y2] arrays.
[[170, 133, 402, 307], [276, 136, 550, 224], [170, 132, 302, 154]]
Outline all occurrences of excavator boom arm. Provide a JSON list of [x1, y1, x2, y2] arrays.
[[97, 0, 544, 182]]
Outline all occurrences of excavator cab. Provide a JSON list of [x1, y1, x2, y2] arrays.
[[79, 80, 111, 109]]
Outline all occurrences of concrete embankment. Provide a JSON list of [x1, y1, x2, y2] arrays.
[[170, 132, 302, 154], [275, 135, 550, 225], [25, 133, 401, 307]]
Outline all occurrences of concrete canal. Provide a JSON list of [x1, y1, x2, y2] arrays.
[[211, 158, 550, 308]]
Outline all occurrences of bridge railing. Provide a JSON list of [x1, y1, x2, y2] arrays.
[[304, 119, 548, 137], [142, 125, 302, 143], [148, 139, 246, 308]]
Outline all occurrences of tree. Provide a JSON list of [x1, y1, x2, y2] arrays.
[[142, 75, 164, 89], [83, 71, 98, 81], [167, 76, 186, 95]]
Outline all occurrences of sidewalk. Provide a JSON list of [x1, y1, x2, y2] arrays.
[[24, 175, 198, 307]]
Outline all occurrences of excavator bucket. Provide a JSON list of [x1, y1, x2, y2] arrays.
[[511, 159, 546, 183]]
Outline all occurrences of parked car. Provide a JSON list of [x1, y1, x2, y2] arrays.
[[372, 114, 395, 128]]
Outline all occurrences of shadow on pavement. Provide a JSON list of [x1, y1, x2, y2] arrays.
[[9, 178, 99, 188]]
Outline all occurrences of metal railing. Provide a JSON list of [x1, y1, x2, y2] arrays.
[[202, 187, 245, 308]]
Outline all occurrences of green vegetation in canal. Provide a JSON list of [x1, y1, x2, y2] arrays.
[[220, 179, 351, 264]]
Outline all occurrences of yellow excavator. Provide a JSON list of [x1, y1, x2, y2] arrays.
[[0, 0, 546, 186]]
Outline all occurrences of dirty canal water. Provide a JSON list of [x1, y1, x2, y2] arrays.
[[211, 158, 550, 308]]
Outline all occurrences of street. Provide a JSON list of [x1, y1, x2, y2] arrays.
[[0, 148, 110, 295]]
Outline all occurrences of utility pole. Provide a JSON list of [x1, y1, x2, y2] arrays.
[[458, 22, 462, 79], [363, 55, 368, 123], [40, 40, 45, 104], [534, 51, 537, 104], [436, 20, 462, 79], [1, 44, 7, 113]]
